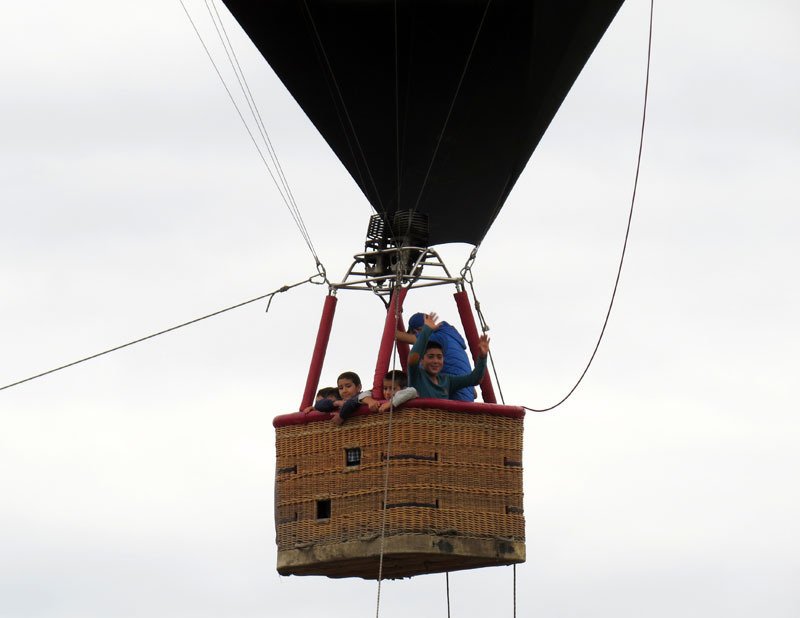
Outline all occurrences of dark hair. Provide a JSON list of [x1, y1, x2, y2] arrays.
[[337, 371, 361, 387], [317, 386, 339, 399], [424, 341, 443, 353], [383, 370, 407, 389]]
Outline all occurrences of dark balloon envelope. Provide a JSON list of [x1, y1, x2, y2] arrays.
[[222, 0, 624, 246]]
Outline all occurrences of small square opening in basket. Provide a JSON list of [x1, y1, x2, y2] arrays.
[[345, 447, 362, 467], [316, 499, 331, 519]]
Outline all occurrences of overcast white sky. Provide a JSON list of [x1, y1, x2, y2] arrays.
[[1, 1, 798, 617]]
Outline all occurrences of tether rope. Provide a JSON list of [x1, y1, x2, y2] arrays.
[[0, 274, 324, 393], [461, 270, 517, 617], [462, 0, 654, 414], [513, 564, 517, 618], [374, 281, 403, 618], [179, 0, 323, 268], [524, 0, 654, 412]]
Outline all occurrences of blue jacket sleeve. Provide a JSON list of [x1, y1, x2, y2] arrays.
[[314, 398, 337, 413]]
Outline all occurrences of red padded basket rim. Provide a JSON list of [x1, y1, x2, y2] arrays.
[[274, 398, 525, 427]]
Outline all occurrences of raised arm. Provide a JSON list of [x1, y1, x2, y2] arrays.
[[395, 329, 416, 345], [478, 333, 490, 358], [447, 334, 490, 392], [408, 312, 439, 367]]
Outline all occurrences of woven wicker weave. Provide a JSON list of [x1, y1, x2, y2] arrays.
[[274, 403, 525, 579]]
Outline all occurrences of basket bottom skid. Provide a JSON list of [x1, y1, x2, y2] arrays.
[[277, 532, 525, 579]]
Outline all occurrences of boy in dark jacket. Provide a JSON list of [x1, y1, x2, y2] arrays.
[[307, 371, 379, 426]]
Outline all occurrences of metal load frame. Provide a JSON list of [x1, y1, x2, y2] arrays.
[[300, 238, 496, 410], [332, 245, 463, 300]]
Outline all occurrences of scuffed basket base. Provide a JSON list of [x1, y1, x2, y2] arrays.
[[278, 532, 525, 580]]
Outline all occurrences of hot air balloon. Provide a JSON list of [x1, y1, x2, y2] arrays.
[[221, 0, 625, 579]]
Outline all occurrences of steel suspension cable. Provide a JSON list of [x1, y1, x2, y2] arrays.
[[411, 0, 492, 214], [205, 0, 308, 243], [301, 0, 385, 213], [394, 0, 401, 212], [179, 0, 323, 268]]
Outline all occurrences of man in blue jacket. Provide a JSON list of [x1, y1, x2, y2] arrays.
[[399, 311, 477, 401], [407, 312, 489, 401]]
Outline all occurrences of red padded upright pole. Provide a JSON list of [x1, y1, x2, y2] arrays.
[[372, 287, 408, 399], [454, 290, 497, 403], [300, 294, 338, 411]]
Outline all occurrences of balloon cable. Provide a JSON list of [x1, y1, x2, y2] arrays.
[[513, 564, 517, 618], [179, 0, 323, 270], [393, 0, 401, 212], [0, 273, 325, 393], [374, 280, 402, 618], [411, 0, 493, 215], [204, 0, 307, 248], [301, 0, 386, 214], [525, 0, 655, 413], [459, 2, 654, 414]]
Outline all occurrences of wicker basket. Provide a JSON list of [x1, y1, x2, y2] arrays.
[[274, 400, 525, 579]]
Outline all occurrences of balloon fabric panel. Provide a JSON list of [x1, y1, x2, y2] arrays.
[[222, 0, 625, 246]]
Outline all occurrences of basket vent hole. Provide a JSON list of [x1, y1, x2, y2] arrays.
[[345, 447, 362, 467], [316, 499, 331, 519]]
